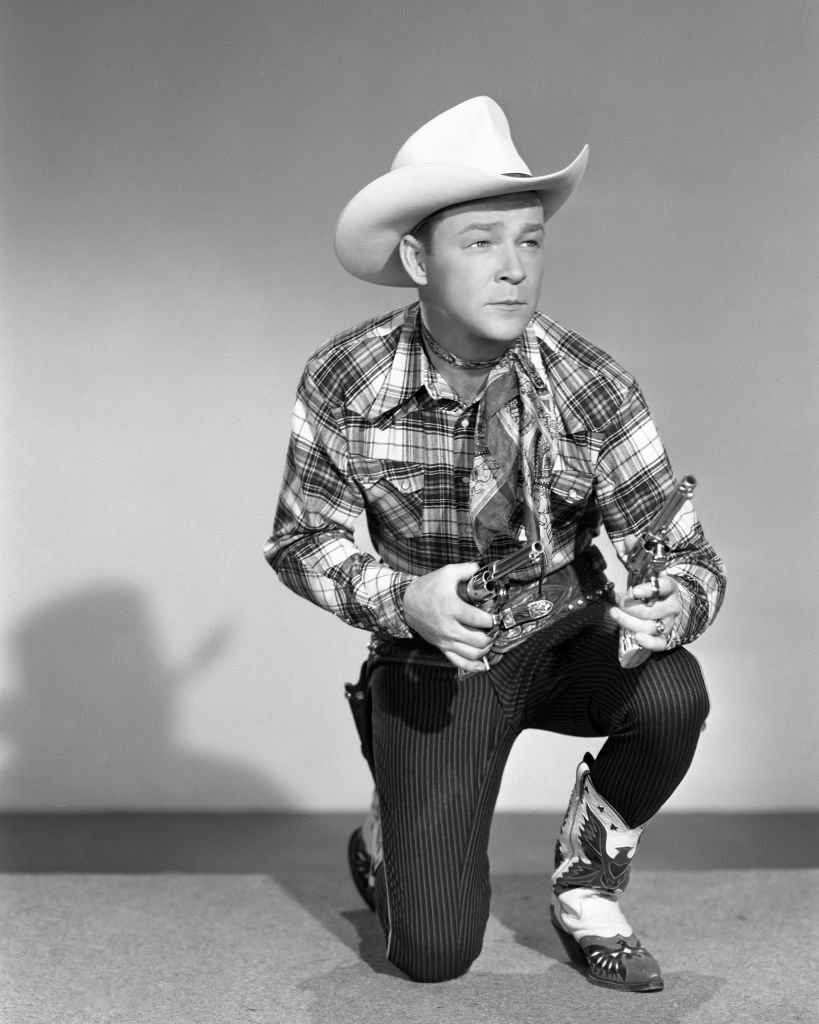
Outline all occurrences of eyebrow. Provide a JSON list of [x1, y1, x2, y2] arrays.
[[458, 221, 545, 234]]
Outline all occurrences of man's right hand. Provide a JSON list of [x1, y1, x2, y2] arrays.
[[402, 563, 496, 674]]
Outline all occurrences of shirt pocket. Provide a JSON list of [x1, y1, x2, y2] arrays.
[[349, 455, 425, 533], [550, 467, 595, 519]]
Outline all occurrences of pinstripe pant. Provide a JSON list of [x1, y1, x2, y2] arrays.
[[368, 599, 710, 982]]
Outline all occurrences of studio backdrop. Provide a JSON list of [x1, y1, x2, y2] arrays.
[[1, 0, 816, 811]]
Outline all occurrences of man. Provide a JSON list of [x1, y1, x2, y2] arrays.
[[265, 97, 726, 991]]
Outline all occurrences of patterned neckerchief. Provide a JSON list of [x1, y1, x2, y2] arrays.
[[470, 343, 558, 559]]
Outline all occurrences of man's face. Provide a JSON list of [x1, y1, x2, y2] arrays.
[[410, 192, 546, 351]]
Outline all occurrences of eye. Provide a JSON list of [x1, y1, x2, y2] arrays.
[[467, 239, 492, 248], [521, 238, 542, 249]]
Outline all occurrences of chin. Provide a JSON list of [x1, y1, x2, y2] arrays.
[[485, 312, 532, 342]]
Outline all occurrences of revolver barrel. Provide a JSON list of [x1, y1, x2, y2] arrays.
[[645, 475, 696, 541], [459, 541, 545, 604], [486, 541, 545, 580]]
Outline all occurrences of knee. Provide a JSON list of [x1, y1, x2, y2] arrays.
[[633, 648, 711, 734], [375, 872, 484, 982], [667, 648, 711, 723], [387, 930, 480, 983]]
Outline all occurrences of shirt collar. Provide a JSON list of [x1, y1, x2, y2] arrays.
[[362, 305, 436, 423], [517, 321, 551, 388]]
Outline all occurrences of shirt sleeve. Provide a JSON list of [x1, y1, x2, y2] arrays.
[[264, 366, 415, 638], [595, 382, 727, 647]]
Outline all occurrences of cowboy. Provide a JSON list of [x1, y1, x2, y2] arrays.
[[265, 97, 726, 990]]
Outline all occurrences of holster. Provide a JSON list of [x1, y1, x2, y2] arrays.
[[344, 659, 374, 775]]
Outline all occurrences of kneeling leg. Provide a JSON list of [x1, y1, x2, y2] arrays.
[[369, 660, 515, 983]]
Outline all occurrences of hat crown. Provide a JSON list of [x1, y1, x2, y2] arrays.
[[391, 96, 532, 177]]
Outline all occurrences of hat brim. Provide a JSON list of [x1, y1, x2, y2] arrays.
[[334, 146, 588, 287]]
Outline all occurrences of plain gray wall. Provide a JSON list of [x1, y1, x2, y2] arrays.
[[1, 0, 816, 810]]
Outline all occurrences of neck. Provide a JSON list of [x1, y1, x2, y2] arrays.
[[425, 353, 491, 407], [419, 318, 514, 373], [419, 320, 500, 406], [421, 323, 502, 370]]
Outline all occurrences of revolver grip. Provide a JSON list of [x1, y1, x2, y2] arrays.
[[618, 628, 651, 669]]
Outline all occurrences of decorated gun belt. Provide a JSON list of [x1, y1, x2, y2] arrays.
[[490, 575, 615, 654], [497, 583, 614, 629]]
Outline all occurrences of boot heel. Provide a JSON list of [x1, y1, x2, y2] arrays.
[[549, 907, 586, 967]]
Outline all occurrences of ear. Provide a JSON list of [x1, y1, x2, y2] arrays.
[[399, 234, 428, 287]]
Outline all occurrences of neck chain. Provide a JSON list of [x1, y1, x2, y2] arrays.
[[421, 321, 508, 370]]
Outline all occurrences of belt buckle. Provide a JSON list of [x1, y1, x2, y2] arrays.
[[526, 599, 553, 619]]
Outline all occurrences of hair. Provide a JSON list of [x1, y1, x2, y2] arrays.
[[408, 210, 444, 253]]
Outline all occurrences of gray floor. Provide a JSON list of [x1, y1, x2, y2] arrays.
[[1, 813, 818, 1024]]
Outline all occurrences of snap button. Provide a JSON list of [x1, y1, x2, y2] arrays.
[[400, 481, 410, 491], [459, 417, 470, 429], [569, 489, 578, 499]]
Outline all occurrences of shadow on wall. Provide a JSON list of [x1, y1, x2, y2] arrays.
[[1, 583, 290, 810]]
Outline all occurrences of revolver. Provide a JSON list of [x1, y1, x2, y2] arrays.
[[456, 542, 545, 676], [457, 541, 546, 612], [618, 475, 696, 669]]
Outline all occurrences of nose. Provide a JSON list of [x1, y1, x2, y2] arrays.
[[497, 244, 525, 284]]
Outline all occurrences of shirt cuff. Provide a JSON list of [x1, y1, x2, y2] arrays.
[[354, 558, 415, 638], [665, 571, 699, 648], [380, 571, 415, 638]]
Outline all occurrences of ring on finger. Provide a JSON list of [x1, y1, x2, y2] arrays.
[[655, 619, 666, 636], [649, 578, 661, 601]]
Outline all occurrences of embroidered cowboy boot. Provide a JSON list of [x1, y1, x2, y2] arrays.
[[347, 789, 382, 911], [550, 755, 664, 992]]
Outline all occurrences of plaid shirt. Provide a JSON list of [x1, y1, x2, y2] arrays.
[[265, 303, 725, 646]]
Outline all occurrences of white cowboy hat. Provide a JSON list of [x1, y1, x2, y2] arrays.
[[334, 96, 589, 287]]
